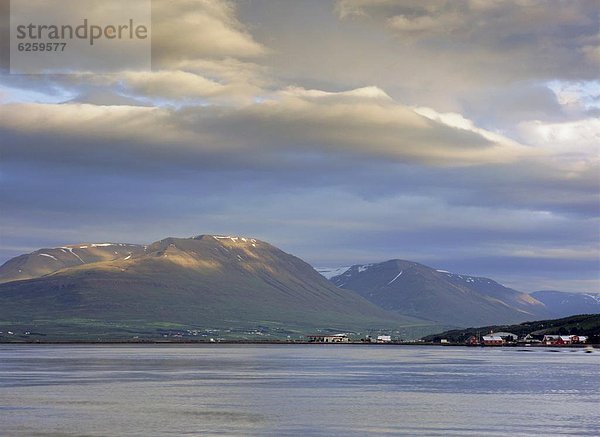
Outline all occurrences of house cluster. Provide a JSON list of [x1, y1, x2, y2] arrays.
[[306, 334, 393, 343], [307, 334, 350, 343], [363, 335, 392, 343], [540, 334, 589, 346], [466, 331, 589, 346]]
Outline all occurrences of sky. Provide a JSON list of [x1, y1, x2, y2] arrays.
[[0, 0, 598, 293]]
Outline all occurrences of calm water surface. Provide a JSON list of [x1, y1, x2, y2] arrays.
[[0, 345, 598, 436]]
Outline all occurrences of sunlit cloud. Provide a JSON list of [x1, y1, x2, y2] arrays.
[[518, 118, 600, 161], [151, 0, 267, 65], [0, 86, 542, 168]]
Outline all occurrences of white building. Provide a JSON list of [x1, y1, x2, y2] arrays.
[[307, 334, 349, 343], [482, 335, 504, 345]]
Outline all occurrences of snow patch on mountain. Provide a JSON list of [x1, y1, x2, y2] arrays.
[[437, 269, 495, 285], [212, 235, 258, 244], [387, 271, 403, 285], [584, 294, 600, 304], [61, 247, 85, 264]]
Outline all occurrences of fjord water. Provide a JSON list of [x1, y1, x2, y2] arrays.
[[1, 345, 598, 436]]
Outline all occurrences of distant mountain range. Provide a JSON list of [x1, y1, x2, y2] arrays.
[[0, 236, 432, 341], [1, 237, 597, 342], [326, 260, 550, 327], [531, 291, 600, 318]]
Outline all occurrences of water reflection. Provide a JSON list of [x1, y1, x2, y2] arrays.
[[1, 345, 598, 436]]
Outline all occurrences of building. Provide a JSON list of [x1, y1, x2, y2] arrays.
[[482, 335, 504, 345], [543, 335, 560, 345], [482, 331, 518, 345], [543, 334, 588, 345], [493, 332, 518, 342], [466, 335, 479, 345], [377, 335, 392, 343], [307, 334, 349, 343], [523, 334, 543, 343]]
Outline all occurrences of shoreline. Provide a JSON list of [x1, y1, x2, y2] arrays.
[[0, 340, 597, 348]]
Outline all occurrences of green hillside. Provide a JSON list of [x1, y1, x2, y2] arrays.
[[0, 235, 438, 341]]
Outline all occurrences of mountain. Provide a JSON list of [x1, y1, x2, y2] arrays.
[[0, 236, 435, 341], [0, 243, 145, 284], [329, 260, 550, 327], [531, 291, 600, 318], [316, 267, 352, 279], [422, 314, 600, 343]]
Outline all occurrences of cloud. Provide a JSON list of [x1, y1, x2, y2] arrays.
[[582, 42, 600, 66], [337, 0, 597, 43], [1, 58, 271, 105], [0, 102, 186, 145], [503, 245, 600, 262], [0, 0, 271, 105], [518, 117, 600, 160], [0, 86, 538, 168], [334, 0, 598, 86], [0, 0, 597, 294], [412, 106, 527, 150], [151, 0, 266, 67], [1, 91, 595, 221], [387, 12, 462, 35], [111, 64, 269, 103], [279, 85, 392, 101], [548, 81, 600, 112], [334, 0, 396, 19], [120, 70, 225, 99], [2, 165, 597, 292]]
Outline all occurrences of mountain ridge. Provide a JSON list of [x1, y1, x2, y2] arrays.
[[0, 235, 436, 340], [2, 238, 594, 340], [531, 290, 600, 318], [329, 259, 550, 327], [0, 242, 145, 284]]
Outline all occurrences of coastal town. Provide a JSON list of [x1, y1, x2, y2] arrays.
[[306, 332, 594, 348], [467, 332, 589, 346]]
